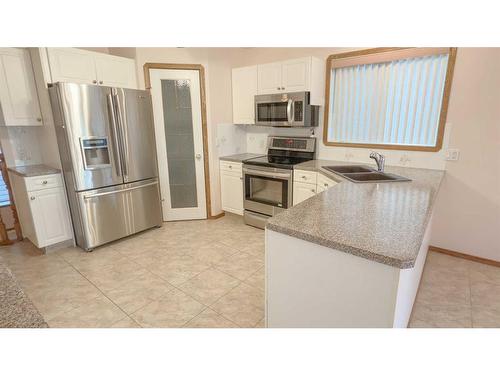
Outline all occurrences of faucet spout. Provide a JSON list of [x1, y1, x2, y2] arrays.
[[369, 152, 385, 172]]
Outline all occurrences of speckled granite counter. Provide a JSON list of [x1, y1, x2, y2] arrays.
[[267, 160, 445, 269], [8, 164, 61, 177], [0, 262, 48, 328], [219, 153, 264, 162]]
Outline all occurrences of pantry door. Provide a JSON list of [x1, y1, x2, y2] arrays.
[[149, 68, 208, 221]]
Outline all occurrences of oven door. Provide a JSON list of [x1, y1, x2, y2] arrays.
[[243, 165, 292, 216]]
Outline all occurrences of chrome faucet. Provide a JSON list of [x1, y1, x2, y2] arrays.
[[369, 152, 385, 172]]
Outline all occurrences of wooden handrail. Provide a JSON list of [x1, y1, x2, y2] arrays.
[[0, 153, 22, 245]]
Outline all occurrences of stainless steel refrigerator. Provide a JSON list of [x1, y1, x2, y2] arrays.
[[49, 82, 162, 250]]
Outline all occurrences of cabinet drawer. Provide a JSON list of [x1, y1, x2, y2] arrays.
[[25, 174, 63, 192], [220, 160, 242, 174], [317, 173, 338, 190], [294, 169, 317, 184]]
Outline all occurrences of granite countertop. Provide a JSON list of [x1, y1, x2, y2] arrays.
[[219, 153, 264, 162], [0, 262, 48, 328], [267, 159, 445, 269], [8, 164, 61, 178]]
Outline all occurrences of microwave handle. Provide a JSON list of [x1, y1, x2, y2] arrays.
[[287, 99, 294, 123]]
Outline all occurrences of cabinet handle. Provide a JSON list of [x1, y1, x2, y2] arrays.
[[30, 196, 35, 200], [92, 80, 97, 84], [240, 177, 243, 180], [42, 180, 48, 185], [281, 87, 285, 90], [311, 189, 315, 193], [99, 80, 103, 84], [229, 165, 232, 169], [301, 175, 306, 179], [277, 87, 281, 90], [324, 183, 328, 187], [36, 117, 42, 122]]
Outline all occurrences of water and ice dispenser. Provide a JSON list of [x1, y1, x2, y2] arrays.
[[80, 137, 111, 169]]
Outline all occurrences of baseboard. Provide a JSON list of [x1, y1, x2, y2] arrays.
[[429, 246, 500, 268], [209, 212, 225, 220]]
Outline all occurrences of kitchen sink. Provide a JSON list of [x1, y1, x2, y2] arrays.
[[323, 165, 375, 174], [322, 165, 411, 183]]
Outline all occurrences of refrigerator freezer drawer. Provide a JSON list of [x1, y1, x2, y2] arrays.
[[77, 179, 162, 249]]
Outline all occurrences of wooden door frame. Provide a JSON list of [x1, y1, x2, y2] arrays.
[[143, 63, 216, 219]]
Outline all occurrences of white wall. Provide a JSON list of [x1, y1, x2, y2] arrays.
[[430, 48, 500, 261]]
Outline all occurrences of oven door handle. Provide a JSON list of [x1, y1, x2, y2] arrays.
[[244, 169, 292, 180], [287, 99, 294, 123]]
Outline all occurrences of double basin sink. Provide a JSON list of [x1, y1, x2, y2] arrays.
[[323, 165, 411, 183]]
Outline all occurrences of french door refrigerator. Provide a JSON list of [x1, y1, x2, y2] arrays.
[[49, 82, 162, 250]]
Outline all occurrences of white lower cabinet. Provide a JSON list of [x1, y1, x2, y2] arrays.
[[220, 160, 243, 215], [293, 170, 338, 205], [293, 182, 317, 205], [10, 172, 72, 248]]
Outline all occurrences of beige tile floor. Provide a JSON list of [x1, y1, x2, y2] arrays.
[[0, 213, 498, 328]]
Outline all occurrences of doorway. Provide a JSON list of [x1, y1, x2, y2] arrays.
[[145, 64, 211, 221]]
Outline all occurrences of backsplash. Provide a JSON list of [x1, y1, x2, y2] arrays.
[[0, 127, 43, 167], [216, 121, 451, 170]]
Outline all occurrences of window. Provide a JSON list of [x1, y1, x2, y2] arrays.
[[324, 48, 457, 151]]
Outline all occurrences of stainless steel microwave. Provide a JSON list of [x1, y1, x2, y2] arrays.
[[254, 91, 319, 127]]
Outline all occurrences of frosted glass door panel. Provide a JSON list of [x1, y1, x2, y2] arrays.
[[161, 79, 197, 208], [150, 68, 207, 221]]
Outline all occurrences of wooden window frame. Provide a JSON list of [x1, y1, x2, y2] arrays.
[[322, 47, 457, 152]]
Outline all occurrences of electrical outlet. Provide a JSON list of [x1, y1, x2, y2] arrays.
[[445, 149, 460, 161], [344, 151, 354, 161], [400, 154, 411, 166]]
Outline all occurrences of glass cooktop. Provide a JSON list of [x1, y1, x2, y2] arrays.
[[243, 155, 309, 170]]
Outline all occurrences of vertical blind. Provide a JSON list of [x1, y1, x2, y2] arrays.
[[327, 53, 449, 147]]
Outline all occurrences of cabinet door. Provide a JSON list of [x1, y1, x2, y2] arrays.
[[95, 55, 138, 89], [220, 171, 243, 215], [317, 173, 338, 192], [257, 62, 282, 94], [0, 48, 43, 126], [232, 66, 257, 124], [47, 48, 98, 84], [281, 57, 310, 93], [29, 187, 72, 247], [293, 182, 316, 206]]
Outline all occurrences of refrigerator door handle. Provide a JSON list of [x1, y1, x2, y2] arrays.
[[113, 92, 129, 178], [83, 181, 158, 200], [106, 93, 123, 177]]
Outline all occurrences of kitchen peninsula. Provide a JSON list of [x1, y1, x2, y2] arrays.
[[265, 161, 444, 328]]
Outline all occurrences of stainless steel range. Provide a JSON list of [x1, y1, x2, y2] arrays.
[[243, 136, 316, 228]]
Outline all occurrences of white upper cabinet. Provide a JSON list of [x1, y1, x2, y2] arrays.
[[0, 48, 43, 126], [232, 65, 258, 124], [94, 54, 138, 88], [47, 48, 97, 84], [257, 62, 283, 94], [257, 57, 324, 104], [281, 58, 310, 92], [45, 48, 138, 89], [232, 56, 325, 124]]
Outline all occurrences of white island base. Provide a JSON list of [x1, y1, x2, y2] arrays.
[[265, 218, 432, 328]]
